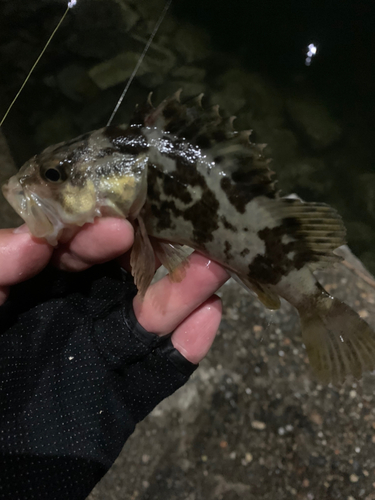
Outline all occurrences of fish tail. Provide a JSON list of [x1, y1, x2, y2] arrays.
[[298, 290, 375, 384]]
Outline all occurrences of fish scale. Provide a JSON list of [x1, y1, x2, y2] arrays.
[[2, 91, 375, 385]]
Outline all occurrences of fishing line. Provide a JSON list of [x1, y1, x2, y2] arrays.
[[106, 0, 173, 126], [0, 1, 77, 128]]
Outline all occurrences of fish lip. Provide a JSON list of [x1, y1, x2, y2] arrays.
[[2, 176, 61, 241]]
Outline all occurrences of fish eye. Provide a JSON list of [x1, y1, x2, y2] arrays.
[[44, 168, 62, 183]]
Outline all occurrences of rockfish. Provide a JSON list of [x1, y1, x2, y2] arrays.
[[3, 91, 375, 385]]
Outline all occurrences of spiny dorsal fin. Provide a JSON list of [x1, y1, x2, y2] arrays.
[[133, 90, 278, 201]]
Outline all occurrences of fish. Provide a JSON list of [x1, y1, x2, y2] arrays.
[[2, 90, 375, 385]]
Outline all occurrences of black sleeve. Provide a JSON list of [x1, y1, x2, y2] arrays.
[[0, 262, 197, 500]]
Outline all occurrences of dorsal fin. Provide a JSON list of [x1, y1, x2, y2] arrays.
[[131, 90, 278, 202], [265, 197, 347, 272]]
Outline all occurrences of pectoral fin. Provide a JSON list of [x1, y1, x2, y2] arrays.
[[130, 216, 155, 296]]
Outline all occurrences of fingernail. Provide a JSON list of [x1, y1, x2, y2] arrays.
[[13, 224, 29, 234]]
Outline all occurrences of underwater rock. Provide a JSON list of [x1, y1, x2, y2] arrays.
[[279, 157, 331, 196], [163, 80, 207, 98], [88, 51, 149, 90], [234, 71, 284, 125], [286, 97, 342, 151], [345, 220, 375, 248], [132, 0, 168, 19], [88, 46, 176, 90], [66, 0, 138, 59], [250, 124, 299, 165], [173, 25, 211, 63], [56, 64, 98, 102], [171, 65, 207, 82], [34, 109, 77, 150], [113, 0, 140, 31]]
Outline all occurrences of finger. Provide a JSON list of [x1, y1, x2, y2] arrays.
[[52, 218, 134, 271], [0, 227, 53, 288], [171, 294, 222, 364], [133, 252, 229, 335]]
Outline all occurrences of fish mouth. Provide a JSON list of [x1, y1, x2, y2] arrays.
[[2, 176, 62, 244]]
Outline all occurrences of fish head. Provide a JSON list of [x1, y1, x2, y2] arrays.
[[2, 139, 100, 245], [2, 127, 149, 245]]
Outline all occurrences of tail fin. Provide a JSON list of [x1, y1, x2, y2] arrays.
[[298, 294, 375, 385]]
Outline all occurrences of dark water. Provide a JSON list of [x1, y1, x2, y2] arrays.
[[176, 0, 375, 122]]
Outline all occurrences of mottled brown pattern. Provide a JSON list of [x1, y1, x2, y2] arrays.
[[149, 200, 178, 232], [147, 156, 220, 246], [221, 215, 238, 232], [146, 166, 178, 232], [182, 188, 219, 245], [247, 216, 326, 285], [220, 177, 246, 214], [247, 224, 297, 285], [143, 128, 221, 246], [224, 240, 233, 261], [220, 170, 275, 215], [162, 171, 193, 204]]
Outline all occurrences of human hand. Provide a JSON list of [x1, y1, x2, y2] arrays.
[[0, 219, 230, 499], [0, 218, 229, 363]]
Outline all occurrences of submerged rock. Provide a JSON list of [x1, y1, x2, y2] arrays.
[[286, 97, 342, 150], [88, 47, 176, 90]]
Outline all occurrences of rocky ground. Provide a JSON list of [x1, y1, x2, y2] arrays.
[[1, 1, 375, 499]]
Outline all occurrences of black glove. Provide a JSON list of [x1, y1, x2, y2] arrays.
[[0, 261, 197, 499]]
